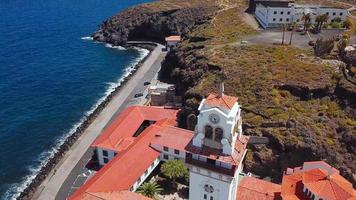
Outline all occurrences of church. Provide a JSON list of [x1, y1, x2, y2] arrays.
[[69, 83, 249, 200], [69, 86, 355, 200]]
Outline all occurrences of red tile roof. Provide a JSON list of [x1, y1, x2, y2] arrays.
[[91, 106, 178, 152], [70, 125, 163, 200], [70, 106, 190, 200], [73, 191, 151, 200], [236, 176, 281, 200], [165, 35, 181, 42], [204, 93, 238, 110], [281, 163, 356, 200], [150, 126, 194, 152]]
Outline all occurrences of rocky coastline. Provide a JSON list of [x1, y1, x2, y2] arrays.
[[16, 43, 155, 200]]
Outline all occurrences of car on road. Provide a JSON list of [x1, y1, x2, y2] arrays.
[[308, 40, 316, 46], [144, 81, 151, 86], [134, 93, 143, 98]]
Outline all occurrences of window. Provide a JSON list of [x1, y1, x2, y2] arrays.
[[326, 12, 329, 15], [333, 12, 336, 16], [144, 170, 148, 176], [297, 19, 300, 22], [163, 146, 169, 152], [286, 18, 289, 22], [280, 11, 284, 15], [280, 18, 283, 22], [103, 150, 108, 157], [163, 154, 169, 160], [114, 152, 118, 156], [207, 158, 216, 165], [104, 157, 109, 163], [273, 18, 276, 21], [274, 11, 277, 14], [287, 11, 290, 15], [130, 186, 133, 191], [214, 128, 223, 142], [205, 125, 213, 139], [174, 149, 179, 155], [137, 177, 141, 183], [204, 194, 207, 199], [340, 12, 343, 16], [210, 197, 213, 200], [151, 163, 155, 168]]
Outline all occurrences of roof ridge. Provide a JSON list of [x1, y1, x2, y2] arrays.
[[239, 183, 277, 196], [329, 179, 339, 200], [85, 191, 106, 200]]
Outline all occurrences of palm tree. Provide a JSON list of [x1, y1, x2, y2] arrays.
[[302, 13, 311, 33], [161, 159, 189, 187], [137, 182, 163, 198], [316, 14, 328, 31], [319, 14, 329, 30], [315, 15, 322, 31], [281, 24, 286, 45], [289, 22, 297, 45]]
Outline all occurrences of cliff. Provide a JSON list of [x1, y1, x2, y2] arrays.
[[95, 0, 356, 186], [92, 0, 219, 45]]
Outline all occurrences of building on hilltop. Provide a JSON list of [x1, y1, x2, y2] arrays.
[[250, 0, 347, 29], [165, 35, 181, 51]]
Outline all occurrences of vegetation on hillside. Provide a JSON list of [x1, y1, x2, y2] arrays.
[[162, 0, 356, 184]]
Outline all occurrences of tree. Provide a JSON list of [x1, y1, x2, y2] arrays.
[[161, 159, 189, 187], [314, 37, 335, 57], [302, 13, 311, 33], [343, 18, 352, 29], [281, 24, 286, 45], [337, 34, 350, 57], [137, 182, 163, 198], [315, 14, 328, 31], [289, 22, 297, 45]]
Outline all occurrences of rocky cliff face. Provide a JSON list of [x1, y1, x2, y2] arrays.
[[92, 1, 218, 45], [95, 0, 356, 186]]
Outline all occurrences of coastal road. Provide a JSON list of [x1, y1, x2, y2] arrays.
[[32, 43, 166, 200]]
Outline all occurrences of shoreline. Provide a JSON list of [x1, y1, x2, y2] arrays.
[[15, 41, 156, 200]]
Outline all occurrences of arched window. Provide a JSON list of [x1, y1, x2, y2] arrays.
[[214, 128, 223, 142], [205, 125, 213, 139]]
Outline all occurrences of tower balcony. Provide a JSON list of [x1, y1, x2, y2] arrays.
[[185, 153, 236, 176]]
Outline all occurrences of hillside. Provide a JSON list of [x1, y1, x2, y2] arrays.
[[93, 0, 356, 185]]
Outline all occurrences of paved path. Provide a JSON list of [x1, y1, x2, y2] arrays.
[[32, 43, 165, 200]]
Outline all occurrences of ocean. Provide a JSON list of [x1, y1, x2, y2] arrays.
[[0, 0, 150, 199]]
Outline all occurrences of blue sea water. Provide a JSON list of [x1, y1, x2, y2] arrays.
[[0, 0, 151, 199]]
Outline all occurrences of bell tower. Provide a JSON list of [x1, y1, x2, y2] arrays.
[[192, 83, 242, 155], [188, 87, 247, 200]]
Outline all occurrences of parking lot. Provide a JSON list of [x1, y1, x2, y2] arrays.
[[245, 29, 346, 48]]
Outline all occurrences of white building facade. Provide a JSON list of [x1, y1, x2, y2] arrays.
[[255, 2, 348, 28], [187, 88, 248, 200]]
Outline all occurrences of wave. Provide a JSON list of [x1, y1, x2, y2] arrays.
[[80, 36, 93, 40], [105, 43, 126, 50], [3, 44, 149, 200]]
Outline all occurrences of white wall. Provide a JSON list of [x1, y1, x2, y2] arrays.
[[131, 158, 160, 191], [255, 4, 348, 29], [151, 144, 186, 161], [166, 41, 179, 51], [96, 148, 117, 166], [188, 165, 237, 200]]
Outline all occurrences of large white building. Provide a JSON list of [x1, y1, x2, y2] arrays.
[[68, 85, 356, 200], [254, 0, 348, 28], [69, 86, 249, 200]]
